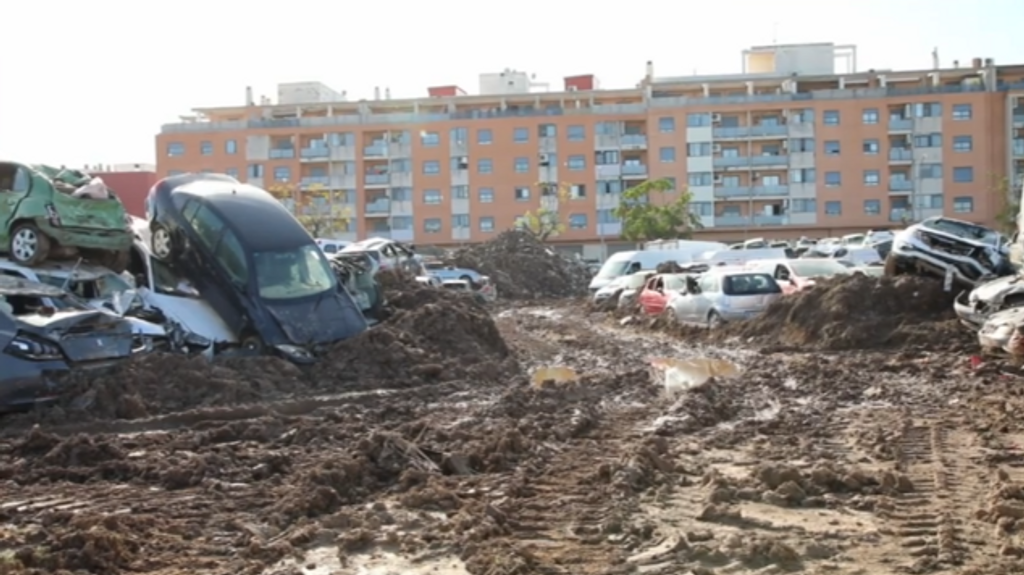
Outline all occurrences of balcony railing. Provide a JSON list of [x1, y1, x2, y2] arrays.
[[889, 208, 912, 222], [364, 145, 387, 157], [713, 125, 787, 139], [620, 134, 648, 148], [269, 148, 295, 159], [889, 118, 912, 131], [714, 215, 751, 227], [621, 164, 648, 176], [751, 185, 789, 196], [300, 176, 330, 187], [889, 148, 913, 162], [365, 199, 391, 214], [889, 180, 913, 192], [364, 174, 389, 185], [301, 147, 329, 159]]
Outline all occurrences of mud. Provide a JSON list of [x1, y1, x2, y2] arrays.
[[446, 230, 591, 299], [4, 298, 1024, 575]]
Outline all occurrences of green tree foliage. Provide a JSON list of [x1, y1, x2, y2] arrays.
[[266, 183, 352, 237], [518, 183, 571, 241], [611, 178, 703, 242], [992, 175, 1019, 236]]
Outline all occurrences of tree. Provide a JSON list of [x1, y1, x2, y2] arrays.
[[991, 175, 1019, 236], [517, 182, 572, 241], [612, 178, 703, 242], [266, 182, 352, 237]]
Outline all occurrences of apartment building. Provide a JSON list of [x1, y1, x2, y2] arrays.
[[156, 43, 1024, 258]]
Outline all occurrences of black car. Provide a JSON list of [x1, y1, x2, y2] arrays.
[[0, 276, 136, 411], [145, 173, 368, 363]]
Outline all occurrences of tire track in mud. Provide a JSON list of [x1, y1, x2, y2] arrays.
[[882, 419, 963, 571]]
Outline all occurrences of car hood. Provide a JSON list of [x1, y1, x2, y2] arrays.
[[18, 310, 133, 362], [970, 274, 1024, 303], [262, 290, 368, 347]]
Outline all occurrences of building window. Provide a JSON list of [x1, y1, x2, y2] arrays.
[[423, 189, 442, 204], [658, 117, 675, 133], [225, 168, 239, 178], [273, 166, 291, 182], [514, 157, 529, 173], [953, 196, 974, 213], [659, 147, 676, 163], [597, 180, 623, 195], [864, 199, 881, 215], [200, 141, 213, 155], [514, 186, 530, 201], [824, 172, 841, 187], [823, 110, 840, 126], [688, 202, 712, 217], [167, 142, 185, 156], [567, 125, 585, 141], [477, 158, 492, 174], [478, 187, 494, 203], [452, 185, 469, 199], [477, 129, 492, 145], [952, 104, 972, 121], [248, 164, 263, 178], [568, 214, 588, 230], [688, 172, 712, 187], [480, 217, 495, 232], [513, 127, 529, 143], [225, 140, 237, 154], [863, 139, 879, 155], [424, 218, 442, 233], [953, 135, 973, 152], [862, 108, 879, 125], [452, 214, 470, 229], [913, 133, 942, 148], [450, 127, 468, 143], [791, 199, 816, 213], [422, 160, 441, 175], [421, 131, 440, 146], [567, 155, 586, 171], [824, 141, 840, 155], [686, 113, 712, 127], [825, 201, 842, 216], [687, 143, 711, 157], [864, 170, 880, 186], [953, 166, 974, 183]]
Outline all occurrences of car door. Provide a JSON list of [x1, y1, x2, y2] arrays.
[[692, 275, 718, 319], [670, 277, 698, 322], [179, 203, 249, 333], [638, 277, 661, 314], [773, 264, 799, 295]]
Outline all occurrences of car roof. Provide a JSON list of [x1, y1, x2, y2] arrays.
[[171, 179, 313, 251], [0, 258, 113, 280]]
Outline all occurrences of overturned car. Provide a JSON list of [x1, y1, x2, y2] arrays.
[[885, 217, 1012, 288]]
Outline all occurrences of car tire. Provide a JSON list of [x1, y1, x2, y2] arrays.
[[151, 223, 175, 260], [707, 310, 723, 329], [239, 333, 264, 353], [883, 254, 904, 278], [9, 222, 51, 266]]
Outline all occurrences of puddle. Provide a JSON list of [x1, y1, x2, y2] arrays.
[[262, 546, 470, 575]]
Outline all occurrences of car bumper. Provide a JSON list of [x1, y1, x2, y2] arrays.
[[0, 357, 70, 411], [953, 292, 986, 329]]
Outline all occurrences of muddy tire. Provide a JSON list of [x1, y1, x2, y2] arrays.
[[883, 254, 903, 278], [707, 310, 723, 329], [239, 333, 264, 353], [87, 249, 131, 273], [151, 223, 175, 260], [9, 223, 51, 266]]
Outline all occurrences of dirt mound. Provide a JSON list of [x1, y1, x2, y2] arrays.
[[723, 274, 960, 350], [446, 230, 591, 299]]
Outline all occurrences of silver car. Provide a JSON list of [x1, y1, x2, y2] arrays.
[[667, 270, 782, 327]]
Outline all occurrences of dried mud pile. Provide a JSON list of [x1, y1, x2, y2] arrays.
[[21, 284, 515, 424], [722, 274, 968, 350], [447, 230, 591, 299]]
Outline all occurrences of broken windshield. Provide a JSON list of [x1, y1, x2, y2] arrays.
[[36, 271, 131, 300], [255, 244, 336, 300]]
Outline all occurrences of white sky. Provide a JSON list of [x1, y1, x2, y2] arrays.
[[1, 0, 1019, 167]]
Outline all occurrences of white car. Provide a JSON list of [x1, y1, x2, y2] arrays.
[[888, 217, 1011, 287], [667, 270, 783, 327]]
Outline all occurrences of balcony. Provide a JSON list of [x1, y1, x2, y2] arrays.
[[364, 173, 389, 187], [751, 185, 789, 196], [889, 208, 912, 223], [749, 125, 788, 138], [365, 199, 391, 215], [1014, 109, 1024, 126], [363, 144, 387, 158], [622, 164, 648, 178], [889, 148, 913, 163], [711, 154, 790, 169], [889, 180, 913, 192], [597, 222, 622, 236], [714, 215, 751, 227], [388, 143, 412, 157], [269, 148, 295, 159], [1014, 140, 1024, 158], [389, 172, 413, 188], [620, 134, 648, 149], [712, 125, 787, 139], [888, 118, 913, 132], [300, 176, 330, 188], [751, 155, 788, 167], [715, 185, 790, 199], [330, 146, 357, 161], [714, 156, 750, 169], [300, 147, 329, 160], [596, 164, 621, 178], [753, 214, 788, 226], [451, 169, 469, 186]]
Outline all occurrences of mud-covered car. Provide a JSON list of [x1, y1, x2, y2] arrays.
[[954, 274, 1024, 328], [329, 251, 384, 321], [0, 162, 133, 271], [0, 275, 139, 410], [145, 173, 368, 363], [886, 217, 1012, 287], [978, 306, 1024, 356]]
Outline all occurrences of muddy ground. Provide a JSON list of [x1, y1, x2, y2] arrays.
[[2, 278, 1024, 574]]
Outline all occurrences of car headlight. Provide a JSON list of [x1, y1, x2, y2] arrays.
[[275, 344, 314, 361], [4, 333, 63, 361]]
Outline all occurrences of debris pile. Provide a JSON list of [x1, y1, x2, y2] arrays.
[[446, 230, 591, 299], [724, 274, 962, 350]]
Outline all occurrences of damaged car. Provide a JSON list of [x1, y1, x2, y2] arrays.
[[977, 306, 1024, 357], [954, 274, 1024, 329], [341, 238, 426, 276], [886, 217, 1012, 287], [329, 251, 384, 321], [0, 162, 133, 271], [0, 276, 142, 410], [145, 173, 367, 363]]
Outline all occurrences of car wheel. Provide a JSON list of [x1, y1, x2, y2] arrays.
[[883, 254, 903, 277], [707, 310, 723, 329], [9, 223, 51, 266], [459, 274, 472, 282], [239, 334, 264, 353], [151, 223, 174, 260]]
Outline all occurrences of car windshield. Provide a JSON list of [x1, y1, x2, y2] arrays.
[[722, 273, 781, 296], [662, 274, 686, 291], [624, 273, 650, 289], [254, 245, 336, 300], [595, 258, 632, 279], [789, 260, 850, 278]]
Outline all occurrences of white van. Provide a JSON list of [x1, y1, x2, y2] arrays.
[[588, 242, 728, 291]]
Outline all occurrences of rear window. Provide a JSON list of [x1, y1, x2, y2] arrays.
[[722, 273, 780, 296]]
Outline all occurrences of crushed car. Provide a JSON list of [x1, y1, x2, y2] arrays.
[[0, 275, 142, 411], [886, 216, 1012, 288], [329, 251, 384, 321], [977, 306, 1024, 357], [145, 173, 368, 364], [0, 162, 133, 271], [954, 274, 1024, 329], [341, 237, 426, 276]]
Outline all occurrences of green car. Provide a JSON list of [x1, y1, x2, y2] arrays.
[[0, 162, 133, 271]]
